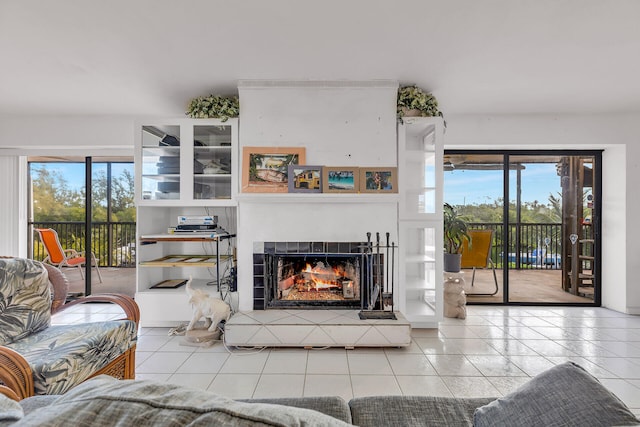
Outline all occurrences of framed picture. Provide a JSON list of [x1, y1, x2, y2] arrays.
[[322, 166, 359, 193], [359, 167, 398, 193], [242, 147, 306, 193], [288, 165, 322, 193]]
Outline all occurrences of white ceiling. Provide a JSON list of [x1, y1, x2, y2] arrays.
[[1, 0, 639, 117]]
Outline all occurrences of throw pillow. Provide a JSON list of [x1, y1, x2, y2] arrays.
[[0, 258, 51, 345], [473, 361, 640, 427]]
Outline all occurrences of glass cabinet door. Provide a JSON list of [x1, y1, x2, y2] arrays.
[[140, 125, 181, 201], [193, 125, 233, 200]]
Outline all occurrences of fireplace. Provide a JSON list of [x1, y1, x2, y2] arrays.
[[253, 241, 383, 310], [266, 253, 362, 308]]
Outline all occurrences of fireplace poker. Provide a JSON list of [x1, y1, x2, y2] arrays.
[[385, 232, 390, 297], [377, 232, 383, 311], [391, 241, 395, 313], [366, 232, 374, 310]]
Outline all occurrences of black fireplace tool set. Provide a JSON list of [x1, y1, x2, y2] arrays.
[[359, 231, 397, 320]]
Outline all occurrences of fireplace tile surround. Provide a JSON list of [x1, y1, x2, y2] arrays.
[[253, 241, 366, 310]]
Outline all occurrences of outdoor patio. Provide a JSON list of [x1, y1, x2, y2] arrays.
[[65, 266, 136, 299], [463, 268, 593, 304]]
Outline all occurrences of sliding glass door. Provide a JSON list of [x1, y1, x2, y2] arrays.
[[444, 150, 601, 306]]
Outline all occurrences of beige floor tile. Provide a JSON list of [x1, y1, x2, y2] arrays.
[[351, 375, 401, 397], [395, 375, 453, 397], [207, 374, 260, 399], [304, 374, 353, 401], [253, 374, 305, 398]]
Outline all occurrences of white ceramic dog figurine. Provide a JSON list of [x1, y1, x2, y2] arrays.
[[185, 278, 231, 332]]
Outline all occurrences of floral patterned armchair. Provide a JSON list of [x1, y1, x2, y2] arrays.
[[0, 257, 139, 400]]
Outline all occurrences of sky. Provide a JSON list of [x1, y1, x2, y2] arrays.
[[31, 162, 133, 191], [444, 163, 561, 206]]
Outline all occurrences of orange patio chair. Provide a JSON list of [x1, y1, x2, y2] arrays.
[[35, 228, 103, 283]]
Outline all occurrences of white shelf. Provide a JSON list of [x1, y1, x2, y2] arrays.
[[404, 277, 437, 291], [405, 254, 437, 263], [405, 299, 436, 317], [237, 193, 399, 204]]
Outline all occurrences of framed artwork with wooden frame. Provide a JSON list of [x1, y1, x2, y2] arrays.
[[322, 166, 359, 193], [359, 167, 398, 193], [242, 147, 306, 193], [288, 165, 322, 193]]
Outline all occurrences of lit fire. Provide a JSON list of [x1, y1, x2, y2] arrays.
[[299, 262, 342, 291]]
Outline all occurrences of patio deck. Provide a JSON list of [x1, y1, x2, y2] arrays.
[[463, 268, 593, 303], [65, 266, 136, 299]]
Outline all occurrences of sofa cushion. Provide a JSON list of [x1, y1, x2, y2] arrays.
[[15, 375, 351, 426], [473, 361, 640, 427], [5, 321, 137, 395], [241, 397, 352, 424], [0, 393, 23, 425], [0, 258, 51, 345], [349, 395, 494, 427]]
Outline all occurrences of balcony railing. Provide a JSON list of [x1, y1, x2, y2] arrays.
[[30, 221, 136, 267], [469, 222, 565, 270], [28, 221, 582, 271]]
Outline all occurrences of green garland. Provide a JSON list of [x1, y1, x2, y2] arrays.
[[397, 85, 443, 119], [186, 95, 239, 122]]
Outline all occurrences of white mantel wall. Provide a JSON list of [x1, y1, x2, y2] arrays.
[[236, 80, 399, 311]]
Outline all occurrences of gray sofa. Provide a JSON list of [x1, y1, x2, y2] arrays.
[[1, 362, 638, 426]]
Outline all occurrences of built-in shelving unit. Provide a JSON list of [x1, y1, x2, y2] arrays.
[[397, 117, 444, 327], [134, 119, 238, 327]]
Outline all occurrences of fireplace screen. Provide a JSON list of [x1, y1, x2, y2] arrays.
[[265, 254, 362, 308]]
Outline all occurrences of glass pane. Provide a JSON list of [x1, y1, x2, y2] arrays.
[[110, 163, 136, 222], [444, 154, 504, 302], [92, 163, 108, 222], [141, 125, 180, 200], [193, 125, 232, 200], [507, 155, 594, 303]]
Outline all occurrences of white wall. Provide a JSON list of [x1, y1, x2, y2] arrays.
[[625, 135, 640, 314], [0, 115, 134, 156], [445, 113, 639, 314]]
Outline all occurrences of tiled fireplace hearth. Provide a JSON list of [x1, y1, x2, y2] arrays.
[[224, 241, 411, 348]]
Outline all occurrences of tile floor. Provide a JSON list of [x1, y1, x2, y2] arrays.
[[52, 304, 640, 416]]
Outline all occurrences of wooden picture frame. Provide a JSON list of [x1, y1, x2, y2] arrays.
[[242, 147, 306, 193], [288, 165, 322, 193], [359, 167, 398, 193], [322, 166, 360, 193]]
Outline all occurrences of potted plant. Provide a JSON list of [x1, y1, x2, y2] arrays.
[[443, 202, 470, 272], [186, 94, 239, 122], [397, 85, 444, 121]]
